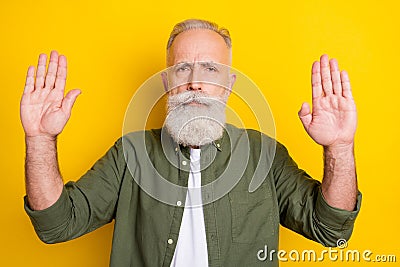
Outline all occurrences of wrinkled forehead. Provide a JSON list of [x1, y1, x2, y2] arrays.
[[167, 29, 231, 66], [170, 61, 230, 70]]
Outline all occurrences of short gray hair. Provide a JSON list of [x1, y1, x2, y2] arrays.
[[167, 19, 232, 50]]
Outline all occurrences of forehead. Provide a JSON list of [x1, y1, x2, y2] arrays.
[[168, 29, 231, 66]]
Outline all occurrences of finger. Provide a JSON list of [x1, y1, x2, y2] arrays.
[[311, 61, 323, 98], [298, 102, 312, 129], [329, 58, 342, 95], [24, 66, 35, 94], [320, 54, 333, 95], [54, 55, 67, 94], [341, 70, 353, 98], [35, 54, 47, 90], [44, 51, 59, 90], [61, 89, 81, 115]]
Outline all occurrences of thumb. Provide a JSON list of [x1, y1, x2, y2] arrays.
[[298, 102, 312, 130], [62, 89, 81, 115]]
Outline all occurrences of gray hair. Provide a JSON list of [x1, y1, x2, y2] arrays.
[[167, 19, 232, 50]]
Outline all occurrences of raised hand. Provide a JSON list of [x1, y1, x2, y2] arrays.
[[20, 51, 81, 138], [298, 54, 357, 148]]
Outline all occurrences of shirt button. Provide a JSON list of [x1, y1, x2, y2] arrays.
[[216, 143, 221, 148], [168, 238, 174, 245], [176, 200, 182, 206], [175, 147, 178, 152], [182, 160, 187, 166]]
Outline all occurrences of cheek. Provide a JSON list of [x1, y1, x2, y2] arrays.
[[169, 85, 188, 95], [203, 85, 228, 97]]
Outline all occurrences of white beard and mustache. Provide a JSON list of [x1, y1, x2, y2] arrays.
[[164, 91, 229, 147]]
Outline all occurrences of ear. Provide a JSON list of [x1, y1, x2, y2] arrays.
[[161, 71, 168, 92], [228, 73, 236, 92]]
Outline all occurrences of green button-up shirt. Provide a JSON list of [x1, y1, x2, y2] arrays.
[[25, 124, 361, 266]]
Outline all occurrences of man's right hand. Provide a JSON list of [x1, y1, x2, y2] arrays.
[[20, 51, 81, 139]]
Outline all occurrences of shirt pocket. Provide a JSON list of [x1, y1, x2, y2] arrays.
[[228, 184, 277, 243]]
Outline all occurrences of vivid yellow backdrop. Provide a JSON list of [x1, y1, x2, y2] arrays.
[[1, 0, 399, 266]]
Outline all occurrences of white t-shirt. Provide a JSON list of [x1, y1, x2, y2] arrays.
[[170, 148, 208, 266]]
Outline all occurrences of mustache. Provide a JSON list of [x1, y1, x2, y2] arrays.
[[168, 91, 227, 108]]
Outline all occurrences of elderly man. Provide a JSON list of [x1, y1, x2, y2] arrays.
[[21, 19, 361, 266]]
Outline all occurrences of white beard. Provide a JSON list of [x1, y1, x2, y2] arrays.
[[164, 91, 228, 147]]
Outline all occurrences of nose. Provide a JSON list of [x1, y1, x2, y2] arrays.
[[188, 82, 201, 91], [188, 67, 201, 91]]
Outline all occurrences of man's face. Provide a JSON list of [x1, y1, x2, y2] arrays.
[[164, 29, 234, 147], [166, 29, 234, 98]]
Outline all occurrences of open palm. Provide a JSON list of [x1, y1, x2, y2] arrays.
[[20, 51, 80, 138], [299, 55, 357, 147]]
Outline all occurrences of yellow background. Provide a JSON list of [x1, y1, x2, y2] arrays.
[[1, 0, 399, 266]]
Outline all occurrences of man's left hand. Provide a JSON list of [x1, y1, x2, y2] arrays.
[[298, 54, 357, 148]]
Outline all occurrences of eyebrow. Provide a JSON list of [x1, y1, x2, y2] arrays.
[[198, 62, 218, 68], [173, 62, 192, 69]]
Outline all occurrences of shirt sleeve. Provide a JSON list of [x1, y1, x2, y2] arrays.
[[24, 138, 126, 244], [272, 142, 362, 247]]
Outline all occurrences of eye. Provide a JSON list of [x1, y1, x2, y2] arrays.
[[176, 66, 190, 72], [205, 66, 218, 72], [175, 63, 191, 73]]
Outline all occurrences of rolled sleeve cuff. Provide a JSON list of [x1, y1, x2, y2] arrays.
[[24, 187, 72, 232], [315, 189, 362, 230]]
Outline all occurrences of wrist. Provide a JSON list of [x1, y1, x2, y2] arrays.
[[324, 142, 354, 152], [25, 135, 58, 151], [324, 142, 354, 158], [25, 134, 57, 143]]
